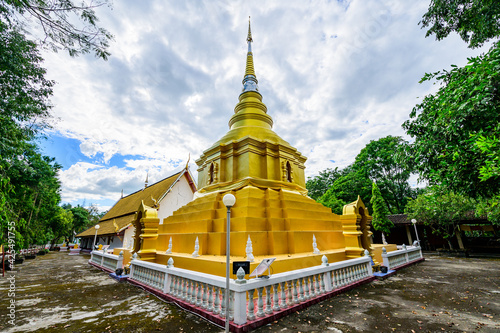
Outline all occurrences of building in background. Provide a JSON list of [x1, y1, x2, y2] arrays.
[[77, 166, 196, 251]]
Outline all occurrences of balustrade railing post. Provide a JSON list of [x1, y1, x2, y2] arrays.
[[247, 289, 255, 321], [324, 271, 333, 292], [279, 282, 287, 309], [163, 271, 170, 293], [117, 251, 124, 271], [381, 247, 390, 269], [207, 285, 214, 312], [220, 288, 226, 318], [273, 284, 280, 311], [213, 287, 221, 315], [403, 244, 409, 264], [265, 285, 273, 314], [364, 250, 373, 276], [257, 287, 265, 317]]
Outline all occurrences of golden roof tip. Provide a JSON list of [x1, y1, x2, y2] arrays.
[[185, 153, 190, 170], [247, 16, 253, 43]]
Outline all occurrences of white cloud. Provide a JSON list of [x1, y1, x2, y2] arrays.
[[42, 0, 492, 205]]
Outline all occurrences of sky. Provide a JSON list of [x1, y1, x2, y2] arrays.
[[38, 0, 491, 212]]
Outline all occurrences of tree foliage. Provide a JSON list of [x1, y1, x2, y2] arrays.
[[318, 188, 346, 215], [307, 136, 415, 215], [403, 42, 500, 199], [0, 3, 110, 248], [352, 136, 415, 214], [405, 186, 476, 249], [306, 167, 343, 201], [0, 0, 113, 59], [474, 124, 500, 181], [370, 182, 394, 235], [420, 0, 500, 48]]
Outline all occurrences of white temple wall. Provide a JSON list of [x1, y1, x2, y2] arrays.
[[158, 175, 195, 224]]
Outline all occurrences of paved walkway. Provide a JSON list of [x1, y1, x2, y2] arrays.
[[0, 252, 498, 332]]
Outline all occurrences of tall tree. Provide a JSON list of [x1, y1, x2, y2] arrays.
[[318, 188, 346, 215], [403, 42, 500, 199], [352, 136, 414, 214], [306, 167, 343, 200], [370, 182, 394, 244], [406, 186, 476, 249]]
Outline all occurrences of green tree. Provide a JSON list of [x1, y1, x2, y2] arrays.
[[353, 136, 414, 214], [0, 0, 113, 59], [48, 206, 73, 246], [420, 0, 500, 48], [402, 43, 500, 199], [474, 124, 500, 181], [406, 186, 476, 249], [370, 182, 394, 243], [318, 188, 346, 215], [306, 167, 343, 200]]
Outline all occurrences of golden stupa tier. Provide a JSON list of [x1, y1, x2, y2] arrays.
[[149, 186, 369, 276]]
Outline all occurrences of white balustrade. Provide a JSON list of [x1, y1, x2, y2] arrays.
[[382, 245, 423, 270], [89, 251, 123, 272], [126, 254, 373, 326]]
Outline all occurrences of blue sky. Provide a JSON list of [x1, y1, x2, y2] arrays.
[[38, 0, 492, 212]]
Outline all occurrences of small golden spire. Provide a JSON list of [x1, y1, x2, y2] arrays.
[[247, 16, 252, 43], [242, 16, 258, 92]]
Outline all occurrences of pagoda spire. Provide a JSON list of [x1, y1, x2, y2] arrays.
[[242, 16, 259, 93]]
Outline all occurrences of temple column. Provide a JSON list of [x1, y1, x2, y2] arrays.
[[137, 201, 160, 262]]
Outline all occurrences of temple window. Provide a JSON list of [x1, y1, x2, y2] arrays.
[[209, 163, 215, 184], [286, 161, 292, 182]]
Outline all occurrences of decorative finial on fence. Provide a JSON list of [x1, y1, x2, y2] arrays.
[[235, 267, 247, 284], [364, 249, 370, 257], [132, 252, 138, 260], [402, 244, 407, 250], [321, 255, 329, 266], [245, 235, 255, 262], [192, 237, 200, 257], [119, 251, 123, 258], [167, 257, 174, 268], [382, 247, 387, 254], [166, 237, 173, 254], [313, 234, 321, 254]]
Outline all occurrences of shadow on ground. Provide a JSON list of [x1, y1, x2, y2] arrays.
[[0, 252, 498, 332]]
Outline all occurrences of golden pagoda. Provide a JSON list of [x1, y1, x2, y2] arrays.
[[131, 20, 374, 276]]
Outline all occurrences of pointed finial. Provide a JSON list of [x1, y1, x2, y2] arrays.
[[242, 17, 258, 93], [121, 189, 123, 198], [247, 16, 252, 42], [185, 153, 190, 170], [144, 172, 149, 189]]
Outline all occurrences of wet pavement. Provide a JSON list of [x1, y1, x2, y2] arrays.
[[0, 252, 498, 333]]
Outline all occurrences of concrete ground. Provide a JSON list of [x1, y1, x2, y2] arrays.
[[0, 252, 498, 333]]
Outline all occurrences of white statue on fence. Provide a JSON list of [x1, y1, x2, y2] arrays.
[[166, 237, 173, 254], [312, 234, 321, 254], [192, 237, 200, 257], [246, 235, 255, 262]]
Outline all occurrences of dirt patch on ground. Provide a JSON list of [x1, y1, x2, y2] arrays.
[[0, 252, 498, 332]]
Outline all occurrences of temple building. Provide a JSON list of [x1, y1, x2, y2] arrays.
[[121, 21, 378, 277], [77, 166, 196, 251]]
